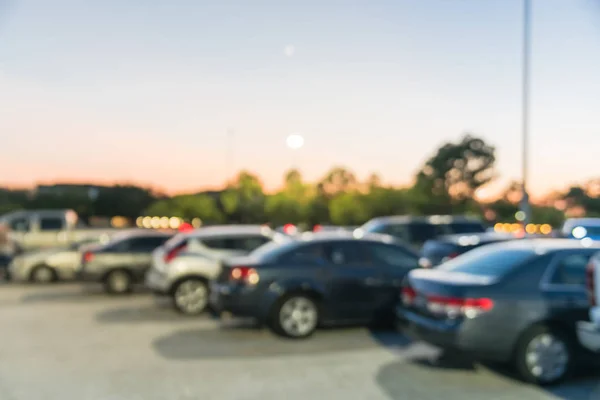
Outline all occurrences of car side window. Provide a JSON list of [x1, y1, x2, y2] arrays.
[[278, 243, 326, 265], [408, 223, 440, 244], [229, 235, 271, 252], [324, 242, 373, 266], [369, 243, 418, 269], [135, 236, 170, 252], [9, 217, 30, 232], [381, 224, 410, 242], [200, 237, 228, 250], [549, 253, 591, 286], [39, 217, 65, 231]]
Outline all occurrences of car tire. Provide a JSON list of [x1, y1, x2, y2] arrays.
[[29, 265, 57, 283], [172, 278, 209, 315], [269, 293, 319, 339], [514, 325, 574, 385], [103, 269, 133, 294]]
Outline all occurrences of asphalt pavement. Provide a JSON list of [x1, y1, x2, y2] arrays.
[[0, 283, 598, 400]]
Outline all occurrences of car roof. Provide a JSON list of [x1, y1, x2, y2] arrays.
[[111, 229, 172, 240], [296, 230, 404, 245], [563, 218, 600, 228], [434, 232, 516, 246], [183, 225, 273, 238], [364, 215, 483, 225], [489, 238, 600, 252]]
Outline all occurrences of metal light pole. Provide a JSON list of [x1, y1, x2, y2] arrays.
[[520, 0, 532, 230]]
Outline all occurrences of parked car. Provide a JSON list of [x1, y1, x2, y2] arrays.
[[560, 218, 600, 241], [78, 231, 173, 294], [397, 239, 600, 385], [9, 236, 108, 283], [419, 232, 517, 268], [0, 209, 122, 251], [576, 251, 600, 352], [210, 231, 420, 338], [146, 225, 288, 315], [357, 215, 487, 250], [0, 254, 10, 281]]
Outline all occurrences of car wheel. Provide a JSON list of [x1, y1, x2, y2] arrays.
[[104, 270, 132, 294], [172, 279, 209, 315], [30, 265, 57, 283], [514, 325, 573, 385], [270, 294, 319, 339]]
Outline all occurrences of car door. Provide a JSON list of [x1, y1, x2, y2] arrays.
[[126, 236, 171, 279], [368, 242, 420, 308], [323, 241, 386, 322], [541, 250, 594, 329]]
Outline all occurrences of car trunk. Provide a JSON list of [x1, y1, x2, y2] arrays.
[[404, 269, 497, 320], [216, 256, 262, 283]]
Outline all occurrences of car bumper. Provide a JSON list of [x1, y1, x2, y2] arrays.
[[209, 282, 263, 319], [145, 269, 170, 294], [396, 306, 511, 362], [577, 307, 600, 353]]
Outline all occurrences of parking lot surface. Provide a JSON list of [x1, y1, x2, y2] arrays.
[[0, 283, 598, 400]]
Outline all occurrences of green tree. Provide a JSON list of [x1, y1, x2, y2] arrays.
[[417, 134, 496, 200], [329, 192, 370, 225], [318, 167, 358, 197], [220, 171, 266, 223]]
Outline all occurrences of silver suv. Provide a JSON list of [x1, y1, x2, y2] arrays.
[[145, 225, 289, 315]]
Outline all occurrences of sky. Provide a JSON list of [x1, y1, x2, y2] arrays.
[[1, 0, 599, 198]]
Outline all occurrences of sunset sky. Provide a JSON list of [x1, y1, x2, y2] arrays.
[[1, 0, 599, 198]]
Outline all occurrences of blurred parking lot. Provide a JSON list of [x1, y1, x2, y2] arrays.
[[0, 283, 598, 400]]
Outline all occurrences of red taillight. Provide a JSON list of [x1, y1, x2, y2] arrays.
[[586, 261, 596, 306], [402, 286, 493, 318], [164, 243, 187, 263], [401, 286, 416, 305], [427, 295, 494, 317], [447, 252, 459, 259], [83, 252, 94, 263], [313, 224, 323, 232], [229, 266, 260, 284]]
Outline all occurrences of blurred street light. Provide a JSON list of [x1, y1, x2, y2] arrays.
[[286, 134, 304, 150], [286, 134, 304, 170]]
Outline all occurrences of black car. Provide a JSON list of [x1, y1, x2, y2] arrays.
[[78, 231, 172, 294], [419, 232, 517, 268], [358, 215, 487, 250], [210, 232, 420, 338], [397, 239, 600, 385]]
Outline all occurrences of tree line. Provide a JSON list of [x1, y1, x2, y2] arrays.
[[1, 135, 599, 228]]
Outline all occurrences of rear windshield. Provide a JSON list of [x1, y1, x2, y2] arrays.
[[437, 245, 535, 277], [250, 238, 296, 260]]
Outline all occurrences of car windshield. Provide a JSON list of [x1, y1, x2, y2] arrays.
[[437, 245, 536, 277]]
